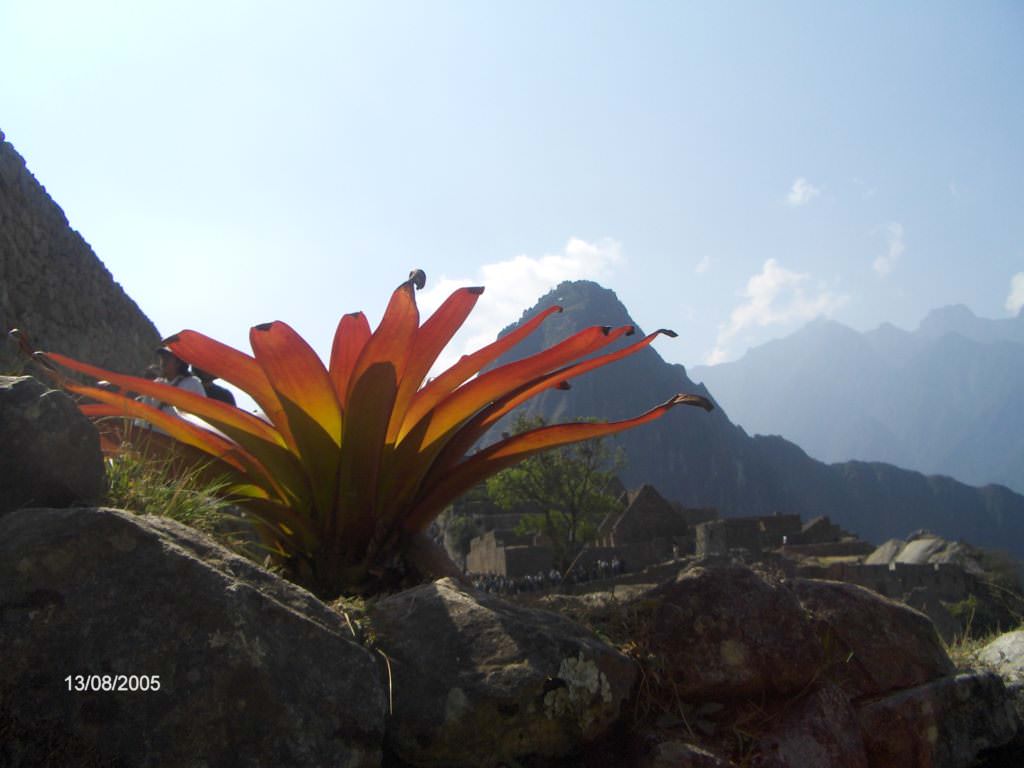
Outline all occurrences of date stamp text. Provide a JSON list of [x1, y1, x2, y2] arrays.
[[65, 674, 161, 692]]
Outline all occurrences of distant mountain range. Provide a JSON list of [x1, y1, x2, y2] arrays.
[[690, 305, 1024, 494], [487, 282, 1024, 558]]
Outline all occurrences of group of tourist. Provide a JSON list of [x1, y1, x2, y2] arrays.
[[144, 347, 235, 408], [468, 556, 627, 595], [120, 347, 236, 432]]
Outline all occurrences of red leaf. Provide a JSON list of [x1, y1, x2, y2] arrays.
[[405, 393, 712, 532], [417, 324, 632, 449], [337, 279, 419, 553], [385, 286, 483, 444], [166, 330, 298, 452], [250, 321, 342, 520], [398, 304, 563, 442], [329, 312, 372, 410]]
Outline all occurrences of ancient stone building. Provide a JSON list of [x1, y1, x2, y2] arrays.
[[466, 530, 554, 576], [468, 484, 719, 578], [0, 130, 161, 375], [793, 515, 843, 545], [695, 514, 803, 557], [597, 484, 692, 547]]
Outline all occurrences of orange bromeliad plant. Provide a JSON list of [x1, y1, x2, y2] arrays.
[[39, 272, 712, 597]]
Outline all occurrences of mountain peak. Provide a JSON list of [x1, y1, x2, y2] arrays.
[[918, 304, 977, 332], [500, 280, 637, 340], [916, 304, 1024, 344], [488, 281, 1024, 560], [537, 280, 629, 313]]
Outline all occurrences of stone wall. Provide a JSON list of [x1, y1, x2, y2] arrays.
[[695, 515, 804, 557], [599, 484, 691, 547], [0, 130, 161, 375], [696, 518, 763, 557], [503, 545, 555, 577], [780, 540, 876, 558], [466, 530, 500, 573], [800, 561, 975, 603]]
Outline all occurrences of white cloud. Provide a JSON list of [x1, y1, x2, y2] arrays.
[[417, 237, 624, 374], [786, 177, 821, 207], [873, 222, 905, 277], [695, 255, 712, 275], [1007, 273, 1024, 316], [706, 258, 847, 364]]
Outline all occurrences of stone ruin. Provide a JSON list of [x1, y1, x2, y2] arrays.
[[0, 129, 161, 375], [465, 482, 873, 580], [465, 484, 714, 577], [695, 512, 874, 559], [461, 480, 1023, 641]]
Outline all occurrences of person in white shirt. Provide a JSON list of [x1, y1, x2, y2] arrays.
[[154, 347, 206, 405], [135, 347, 206, 431]]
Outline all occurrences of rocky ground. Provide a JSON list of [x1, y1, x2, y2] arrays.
[[4, 374, 1024, 767]]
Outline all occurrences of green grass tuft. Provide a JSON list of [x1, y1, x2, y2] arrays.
[[103, 452, 236, 535]]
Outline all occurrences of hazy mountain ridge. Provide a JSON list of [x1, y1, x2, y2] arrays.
[[689, 305, 1024, 493], [488, 281, 1024, 557]]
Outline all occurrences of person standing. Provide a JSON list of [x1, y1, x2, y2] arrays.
[[154, 347, 205, 406], [193, 367, 236, 406], [134, 348, 206, 431]]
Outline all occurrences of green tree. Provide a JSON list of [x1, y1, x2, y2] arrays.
[[486, 415, 625, 569]]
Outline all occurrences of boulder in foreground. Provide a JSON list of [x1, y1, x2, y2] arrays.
[[0, 506, 387, 768], [0, 375, 105, 516], [369, 576, 638, 768]]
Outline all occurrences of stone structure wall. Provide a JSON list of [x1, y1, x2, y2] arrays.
[[800, 561, 976, 603], [780, 540, 876, 558], [503, 545, 555, 577], [695, 514, 804, 557], [696, 519, 762, 557], [598, 484, 694, 547], [792, 515, 843, 544], [467, 530, 555, 576], [0, 130, 161, 375], [757, 514, 804, 543]]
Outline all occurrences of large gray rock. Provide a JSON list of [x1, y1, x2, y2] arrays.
[[864, 538, 905, 565], [754, 685, 867, 768], [904, 586, 962, 644], [0, 507, 386, 768], [978, 629, 1024, 748], [0, 375, 105, 515], [369, 577, 638, 768], [642, 563, 824, 700], [865, 535, 986, 575], [789, 578, 955, 698], [979, 629, 1024, 685], [857, 672, 1019, 768]]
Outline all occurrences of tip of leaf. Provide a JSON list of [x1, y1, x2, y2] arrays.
[[408, 269, 427, 290], [254, 322, 275, 332], [468, 286, 485, 295], [162, 333, 181, 345], [556, 380, 572, 390], [668, 393, 714, 411], [600, 326, 612, 336], [659, 329, 678, 338]]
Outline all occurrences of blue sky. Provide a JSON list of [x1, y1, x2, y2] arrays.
[[2, 1, 1022, 373]]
